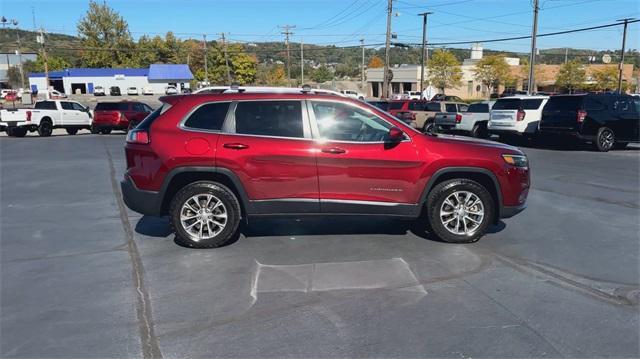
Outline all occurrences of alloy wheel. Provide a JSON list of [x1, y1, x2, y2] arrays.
[[439, 191, 485, 236], [180, 194, 228, 241]]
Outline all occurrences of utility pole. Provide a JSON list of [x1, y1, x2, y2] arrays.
[[221, 33, 232, 84], [527, 0, 539, 95], [382, 0, 393, 99], [418, 12, 432, 94], [12, 20, 25, 89], [616, 18, 634, 93], [37, 28, 49, 99], [279, 25, 295, 86], [300, 39, 304, 84], [360, 39, 365, 90], [564, 48, 568, 64], [202, 34, 209, 85]]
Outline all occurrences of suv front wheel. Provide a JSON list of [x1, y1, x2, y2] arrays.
[[169, 181, 241, 248], [426, 178, 494, 243]]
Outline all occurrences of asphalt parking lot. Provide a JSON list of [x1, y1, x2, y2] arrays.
[[1, 131, 638, 358]]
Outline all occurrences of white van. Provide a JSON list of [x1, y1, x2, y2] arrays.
[[488, 95, 549, 137]]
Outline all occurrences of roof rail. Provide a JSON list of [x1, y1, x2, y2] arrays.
[[192, 85, 346, 97]]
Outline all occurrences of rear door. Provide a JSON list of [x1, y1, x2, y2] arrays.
[[217, 100, 319, 213], [309, 99, 423, 215], [540, 96, 584, 131]]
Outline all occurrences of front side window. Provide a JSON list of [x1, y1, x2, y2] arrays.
[[71, 102, 86, 111], [311, 101, 393, 142], [184, 102, 230, 131], [60, 102, 74, 110], [234, 101, 303, 138], [445, 104, 457, 112]]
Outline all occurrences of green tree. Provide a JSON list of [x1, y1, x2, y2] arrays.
[[427, 49, 462, 94], [231, 52, 257, 85], [77, 0, 137, 67], [591, 66, 619, 91], [23, 54, 71, 73], [474, 55, 512, 96], [311, 65, 333, 83], [134, 35, 159, 67], [555, 60, 586, 93]]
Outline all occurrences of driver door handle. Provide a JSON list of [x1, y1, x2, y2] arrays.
[[321, 147, 346, 154], [223, 143, 249, 150]]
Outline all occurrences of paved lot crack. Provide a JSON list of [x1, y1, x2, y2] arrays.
[[103, 140, 162, 359]]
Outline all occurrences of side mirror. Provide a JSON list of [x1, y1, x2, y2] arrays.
[[388, 126, 404, 142]]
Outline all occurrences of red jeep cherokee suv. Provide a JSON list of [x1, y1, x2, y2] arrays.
[[92, 101, 154, 134], [121, 89, 529, 248]]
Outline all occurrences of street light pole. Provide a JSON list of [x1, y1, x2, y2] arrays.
[[12, 20, 25, 89], [360, 39, 365, 90], [527, 0, 539, 95], [418, 12, 432, 94], [616, 18, 634, 93]]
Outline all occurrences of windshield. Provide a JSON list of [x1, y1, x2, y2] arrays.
[[493, 98, 544, 110]]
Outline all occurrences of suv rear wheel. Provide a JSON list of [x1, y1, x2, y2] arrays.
[[595, 127, 615, 152], [169, 181, 241, 248], [426, 178, 494, 243]]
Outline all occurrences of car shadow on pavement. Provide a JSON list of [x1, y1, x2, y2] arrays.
[[134, 215, 507, 247]]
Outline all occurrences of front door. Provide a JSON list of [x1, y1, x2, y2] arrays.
[[59, 101, 78, 125], [308, 100, 423, 215], [217, 100, 319, 214]]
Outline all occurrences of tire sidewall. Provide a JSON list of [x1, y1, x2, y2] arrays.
[[170, 182, 241, 248], [596, 127, 614, 152], [427, 179, 494, 243], [38, 119, 53, 137]]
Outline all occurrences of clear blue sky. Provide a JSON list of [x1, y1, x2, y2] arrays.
[[5, 0, 640, 54]]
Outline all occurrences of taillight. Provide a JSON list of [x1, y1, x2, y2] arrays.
[[26, 111, 32, 122], [577, 110, 587, 123], [455, 114, 462, 123], [126, 129, 149, 144], [516, 109, 525, 121]]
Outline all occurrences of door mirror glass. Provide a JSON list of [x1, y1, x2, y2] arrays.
[[388, 127, 404, 142]]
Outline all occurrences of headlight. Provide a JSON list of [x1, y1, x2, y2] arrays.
[[502, 154, 528, 168]]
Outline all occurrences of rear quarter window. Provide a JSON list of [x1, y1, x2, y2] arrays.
[[544, 97, 584, 111], [183, 102, 230, 131]]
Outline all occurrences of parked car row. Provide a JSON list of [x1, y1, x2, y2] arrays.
[[429, 93, 638, 152], [0, 99, 155, 137]]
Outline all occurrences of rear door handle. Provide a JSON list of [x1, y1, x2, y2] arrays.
[[223, 143, 249, 150], [321, 147, 346, 154]]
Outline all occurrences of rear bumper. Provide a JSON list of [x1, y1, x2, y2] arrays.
[[120, 174, 162, 216]]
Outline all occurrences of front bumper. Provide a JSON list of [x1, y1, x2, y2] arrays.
[[120, 174, 163, 216]]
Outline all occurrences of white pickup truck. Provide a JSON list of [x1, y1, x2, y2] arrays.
[[433, 101, 494, 138], [0, 100, 93, 137]]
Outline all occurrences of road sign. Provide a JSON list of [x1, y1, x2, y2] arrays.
[[602, 54, 612, 64]]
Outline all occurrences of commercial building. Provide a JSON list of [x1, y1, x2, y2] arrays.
[[28, 64, 193, 95]]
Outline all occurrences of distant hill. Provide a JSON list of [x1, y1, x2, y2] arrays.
[[1, 29, 637, 68]]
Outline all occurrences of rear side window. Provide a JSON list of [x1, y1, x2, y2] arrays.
[[426, 102, 441, 111], [184, 102, 230, 131], [468, 103, 489, 113], [584, 97, 605, 111], [389, 102, 405, 110], [445, 104, 457, 112], [34, 101, 56, 110], [234, 101, 304, 138], [493, 98, 544, 110], [544, 96, 584, 111], [408, 102, 424, 111], [95, 102, 129, 111]]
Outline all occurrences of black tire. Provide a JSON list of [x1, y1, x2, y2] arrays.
[[471, 122, 488, 139], [425, 178, 494, 243], [423, 119, 435, 134], [595, 127, 614, 152], [7, 127, 27, 137], [100, 128, 112, 135], [614, 142, 628, 150], [66, 128, 78, 135], [169, 181, 241, 248], [90, 125, 100, 134], [38, 119, 53, 137]]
